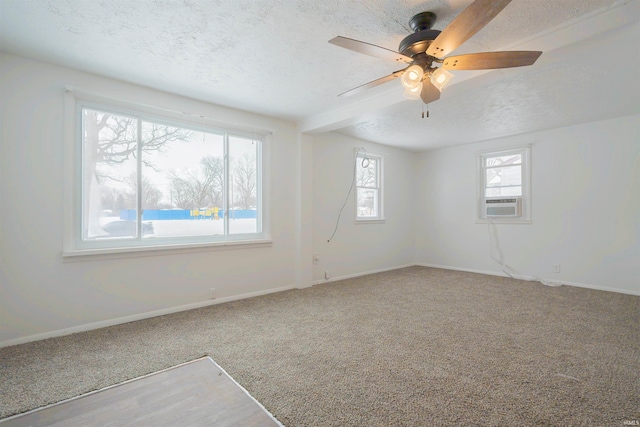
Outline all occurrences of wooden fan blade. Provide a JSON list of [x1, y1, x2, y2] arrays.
[[420, 79, 441, 104], [329, 36, 413, 64], [426, 0, 512, 58], [442, 51, 542, 70], [338, 70, 406, 97]]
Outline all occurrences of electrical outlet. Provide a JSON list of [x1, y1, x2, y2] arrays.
[[325, 271, 330, 280], [313, 254, 320, 265], [553, 264, 561, 273], [209, 288, 216, 299]]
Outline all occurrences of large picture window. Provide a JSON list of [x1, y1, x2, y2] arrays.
[[70, 101, 267, 254]]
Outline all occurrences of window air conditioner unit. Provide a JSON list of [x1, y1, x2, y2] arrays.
[[485, 198, 522, 217]]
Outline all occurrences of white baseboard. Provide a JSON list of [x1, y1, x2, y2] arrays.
[[3, 263, 636, 348], [0, 284, 295, 349], [537, 278, 640, 296], [416, 263, 640, 296], [312, 264, 414, 286]]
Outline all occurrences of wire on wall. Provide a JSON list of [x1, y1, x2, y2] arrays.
[[327, 147, 368, 243], [487, 217, 562, 287]]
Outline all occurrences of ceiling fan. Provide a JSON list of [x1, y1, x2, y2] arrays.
[[329, 0, 542, 104]]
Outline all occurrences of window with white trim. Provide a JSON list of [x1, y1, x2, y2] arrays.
[[356, 152, 383, 221], [70, 100, 267, 253], [477, 146, 531, 222]]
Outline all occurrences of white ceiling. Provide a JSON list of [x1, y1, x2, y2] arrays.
[[1, 0, 638, 151]]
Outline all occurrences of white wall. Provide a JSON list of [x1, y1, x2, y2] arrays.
[[2, 52, 637, 347], [0, 53, 306, 345], [414, 115, 640, 295], [295, 132, 314, 289], [311, 133, 416, 283]]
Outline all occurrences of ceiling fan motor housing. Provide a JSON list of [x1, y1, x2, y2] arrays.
[[399, 12, 441, 57]]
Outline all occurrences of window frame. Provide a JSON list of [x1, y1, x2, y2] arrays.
[[63, 89, 271, 258], [476, 146, 531, 224], [355, 151, 384, 223]]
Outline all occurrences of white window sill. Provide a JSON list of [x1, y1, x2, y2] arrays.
[[475, 219, 532, 225], [62, 239, 273, 262], [355, 219, 386, 224]]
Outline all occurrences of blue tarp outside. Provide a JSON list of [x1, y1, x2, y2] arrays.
[[119, 209, 256, 220]]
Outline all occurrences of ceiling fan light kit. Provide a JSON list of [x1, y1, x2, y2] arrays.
[[403, 83, 423, 100], [329, 0, 542, 106], [430, 68, 454, 92], [400, 65, 424, 90]]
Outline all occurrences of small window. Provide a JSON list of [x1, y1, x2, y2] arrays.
[[356, 153, 383, 221], [477, 146, 530, 222], [69, 100, 268, 254]]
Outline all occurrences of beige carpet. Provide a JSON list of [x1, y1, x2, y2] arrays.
[[1, 267, 638, 426]]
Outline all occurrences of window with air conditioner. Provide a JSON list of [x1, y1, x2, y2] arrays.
[[476, 146, 531, 223]]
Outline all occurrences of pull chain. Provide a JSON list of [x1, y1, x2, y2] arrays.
[[421, 102, 430, 119]]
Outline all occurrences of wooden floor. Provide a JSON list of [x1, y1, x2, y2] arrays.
[[0, 357, 283, 427]]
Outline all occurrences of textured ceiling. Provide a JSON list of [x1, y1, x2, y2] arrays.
[[336, 16, 640, 150], [1, 0, 638, 150]]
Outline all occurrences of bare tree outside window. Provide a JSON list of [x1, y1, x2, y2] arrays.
[[78, 105, 263, 247], [82, 109, 192, 239], [229, 136, 258, 234], [201, 156, 225, 208], [167, 156, 224, 210], [356, 155, 381, 219], [233, 153, 257, 210]]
